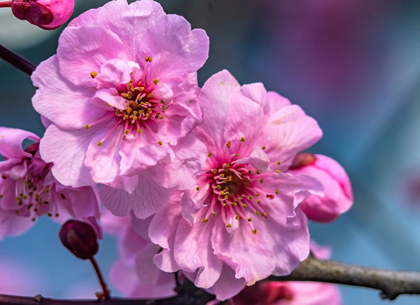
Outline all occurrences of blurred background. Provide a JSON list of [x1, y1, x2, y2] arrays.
[[1, 0, 420, 303]]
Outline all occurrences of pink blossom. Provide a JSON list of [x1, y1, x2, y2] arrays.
[[102, 209, 175, 299], [10, 0, 74, 30], [0, 127, 100, 239], [144, 70, 324, 300], [289, 153, 353, 222], [32, 0, 209, 218]]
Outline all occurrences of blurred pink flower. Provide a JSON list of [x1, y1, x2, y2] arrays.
[[0, 257, 47, 296], [102, 209, 176, 299], [289, 153, 353, 222], [0, 127, 100, 239], [10, 0, 74, 29], [32, 0, 209, 218], [145, 70, 324, 300]]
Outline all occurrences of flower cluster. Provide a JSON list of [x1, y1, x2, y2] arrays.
[[0, 0, 353, 302], [0, 127, 99, 239]]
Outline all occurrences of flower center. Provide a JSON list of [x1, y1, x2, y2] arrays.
[[114, 75, 166, 136], [88, 57, 172, 146], [197, 139, 282, 235]]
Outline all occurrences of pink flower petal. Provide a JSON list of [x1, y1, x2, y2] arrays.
[[100, 170, 172, 218], [148, 135, 207, 190], [210, 263, 245, 301], [223, 88, 265, 154], [262, 105, 323, 170], [232, 147, 270, 172], [32, 55, 105, 130], [57, 26, 126, 87], [40, 124, 95, 187], [137, 14, 209, 77], [292, 154, 353, 223], [197, 70, 241, 150], [96, 0, 165, 60], [119, 140, 170, 177], [85, 122, 124, 183], [0, 127, 39, 159], [68, 6, 99, 27], [211, 215, 277, 285], [175, 212, 223, 288], [263, 91, 291, 115]]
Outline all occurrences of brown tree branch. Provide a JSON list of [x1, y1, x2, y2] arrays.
[[0, 44, 36, 76], [1, 256, 420, 304], [269, 256, 420, 300]]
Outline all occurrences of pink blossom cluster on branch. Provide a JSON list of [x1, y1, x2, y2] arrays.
[[0, 0, 353, 303]]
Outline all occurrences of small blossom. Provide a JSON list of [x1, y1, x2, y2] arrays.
[[0, 127, 100, 240], [32, 0, 209, 219], [101, 209, 176, 299], [10, 0, 74, 30], [289, 153, 353, 222], [143, 70, 324, 300]]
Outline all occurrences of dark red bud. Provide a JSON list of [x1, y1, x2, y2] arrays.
[[11, 0, 53, 27], [59, 220, 99, 260], [290, 152, 317, 169]]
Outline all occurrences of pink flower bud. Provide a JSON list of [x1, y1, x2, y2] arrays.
[[289, 153, 353, 222], [11, 0, 74, 30], [59, 220, 99, 260]]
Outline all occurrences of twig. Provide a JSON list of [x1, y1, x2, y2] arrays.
[[0, 44, 36, 76], [89, 257, 110, 300], [1, 257, 420, 304], [270, 256, 420, 300]]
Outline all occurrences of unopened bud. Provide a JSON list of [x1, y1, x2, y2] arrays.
[[59, 220, 98, 260], [289, 152, 317, 169], [10, 0, 74, 30]]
